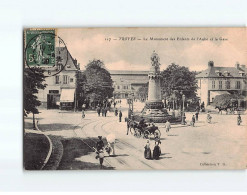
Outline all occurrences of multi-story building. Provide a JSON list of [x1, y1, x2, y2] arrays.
[[196, 61, 246, 106], [109, 70, 149, 99], [37, 47, 79, 109]]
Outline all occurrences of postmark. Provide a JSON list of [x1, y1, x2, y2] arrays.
[[24, 29, 69, 77]]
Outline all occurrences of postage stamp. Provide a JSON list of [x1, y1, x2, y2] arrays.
[[25, 29, 56, 67], [24, 29, 69, 77]]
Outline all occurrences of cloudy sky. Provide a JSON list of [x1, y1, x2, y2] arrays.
[[58, 27, 247, 71]]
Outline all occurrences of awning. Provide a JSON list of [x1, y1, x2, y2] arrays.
[[60, 88, 75, 102], [210, 91, 230, 97]]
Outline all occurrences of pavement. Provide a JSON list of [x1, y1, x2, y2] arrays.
[[24, 101, 247, 170]]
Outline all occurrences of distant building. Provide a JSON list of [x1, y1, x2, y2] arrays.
[[109, 70, 149, 99], [196, 61, 246, 106], [37, 47, 79, 110]]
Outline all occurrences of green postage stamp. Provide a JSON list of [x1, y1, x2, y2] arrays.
[[25, 29, 56, 67]]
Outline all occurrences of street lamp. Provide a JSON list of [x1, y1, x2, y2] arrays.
[[181, 94, 186, 125], [182, 94, 185, 112]]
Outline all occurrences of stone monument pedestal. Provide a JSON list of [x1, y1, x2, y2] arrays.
[[141, 100, 171, 123], [139, 51, 171, 123]]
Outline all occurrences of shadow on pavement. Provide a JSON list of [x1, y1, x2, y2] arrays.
[[105, 154, 129, 157], [57, 137, 115, 170], [38, 123, 82, 131]]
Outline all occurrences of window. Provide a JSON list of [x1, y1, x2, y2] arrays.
[[236, 81, 241, 89], [219, 81, 222, 89], [70, 78, 74, 82], [49, 90, 59, 94], [212, 81, 215, 89], [63, 75, 68, 84], [117, 86, 120, 89], [225, 81, 230, 89], [55, 75, 59, 84]]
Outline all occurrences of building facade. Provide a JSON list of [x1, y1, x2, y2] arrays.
[[196, 61, 246, 106], [37, 47, 79, 109], [109, 70, 149, 99]]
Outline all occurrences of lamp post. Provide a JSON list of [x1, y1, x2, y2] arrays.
[[181, 94, 186, 125]]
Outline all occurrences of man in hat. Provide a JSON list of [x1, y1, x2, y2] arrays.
[[96, 136, 104, 152], [119, 110, 122, 122], [96, 136, 105, 169]]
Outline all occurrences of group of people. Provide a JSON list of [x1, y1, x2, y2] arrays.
[[144, 139, 162, 160], [114, 108, 123, 122], [96, 105, 109, 117], [95, 135, 116, 169]]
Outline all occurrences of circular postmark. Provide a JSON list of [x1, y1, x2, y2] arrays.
[[24, 30, 70, 77]]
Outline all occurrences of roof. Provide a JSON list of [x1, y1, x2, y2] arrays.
[[55, 47, 79, 71], [196, 66, 245, 78], [109, 70, 149, 75]]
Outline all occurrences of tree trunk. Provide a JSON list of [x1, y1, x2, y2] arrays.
[[32, 113, 35, 130]]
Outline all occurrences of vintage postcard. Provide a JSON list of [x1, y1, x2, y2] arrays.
[[23, 27, 247, 170]]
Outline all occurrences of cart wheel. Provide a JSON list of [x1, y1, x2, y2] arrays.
[[130, 127, 135, 135], [143, 130, 150, 139], [154, 129, 161, 139], [136, 129, 142, 138]]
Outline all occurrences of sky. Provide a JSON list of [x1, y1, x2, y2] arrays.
[[58, 27, 247, 72]]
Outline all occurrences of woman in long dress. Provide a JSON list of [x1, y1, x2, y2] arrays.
[[153, 140, 161, 160], [144, 140, 152, 159]]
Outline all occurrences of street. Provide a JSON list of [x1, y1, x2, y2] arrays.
[[24, 101, 247, 170]]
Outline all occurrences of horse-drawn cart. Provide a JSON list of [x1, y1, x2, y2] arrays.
[[128, 120, 161, 139]]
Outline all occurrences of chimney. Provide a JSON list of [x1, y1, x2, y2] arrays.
[[208, 61, 214, 68], [235, 62, 240, 69]]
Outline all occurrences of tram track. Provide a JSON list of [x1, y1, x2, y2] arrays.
[[101, 120, 169, 169], [72, 119, 113, 168]]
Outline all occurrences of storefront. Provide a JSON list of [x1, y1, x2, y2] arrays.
[[60, 88, 75, 110]]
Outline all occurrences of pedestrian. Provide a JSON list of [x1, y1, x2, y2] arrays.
[[81, 109, 85, 119], [95, 136, 105, 169], [104, 107, 107, 117], [126, 119, 130, 135], [195, 111, 199, 121], [144, 139, 152, 159], [115, 108, 118, 116], [119, 110, 122, 122], [101, 107, 105, 117], [207, 112, 212, 123], [106, 133, 116, 156], [113, 102, 116, 108], [191, 115, 195, 127], [237, 114, 242, 125], [96, 106, 100, 117], [153, 140, 161, 160], [165, 120, 171, 133]]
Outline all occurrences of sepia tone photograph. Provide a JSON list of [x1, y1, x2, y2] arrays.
[[23, 27, 247, 170]]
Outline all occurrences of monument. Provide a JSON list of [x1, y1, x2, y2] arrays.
[[141, 51, 171, 123]]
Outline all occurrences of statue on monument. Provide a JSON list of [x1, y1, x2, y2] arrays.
[[150, 51, 160, 73]]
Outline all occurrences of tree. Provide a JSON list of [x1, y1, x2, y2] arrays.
[[160, 63, 198, 109], [212, 93, 244, 109], [75, 70, 87, 110], [24, 67, 47, 128], [84, 59, 113, 106], [136, 83, 148, 101]]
